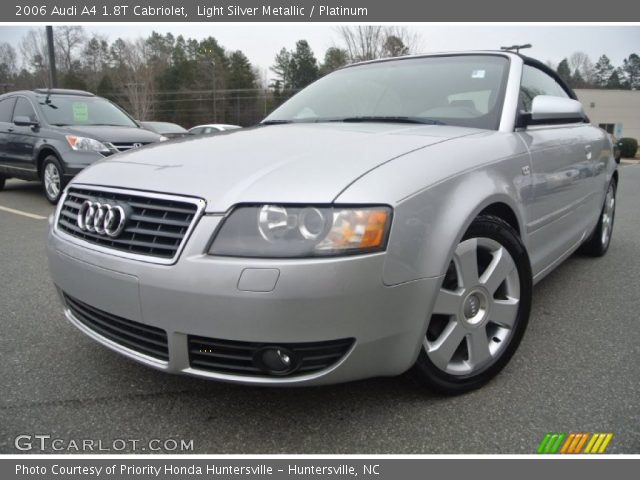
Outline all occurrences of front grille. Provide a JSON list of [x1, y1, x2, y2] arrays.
[[188, 336, 354, 377], [110, 142, 151, 152], [64, 294, 169, 361], [57, 187, 200, 261]]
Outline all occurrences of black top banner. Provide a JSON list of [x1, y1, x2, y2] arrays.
[[5, 0, 640, 22]]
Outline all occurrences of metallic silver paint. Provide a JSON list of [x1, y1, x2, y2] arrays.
[[46, 52, 617, 385], [531, 95, 585, 122]]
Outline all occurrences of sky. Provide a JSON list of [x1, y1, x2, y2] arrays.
[[1, 25, 638, 78]]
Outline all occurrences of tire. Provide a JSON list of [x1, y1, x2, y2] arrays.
[[579, 179, 616, 257], [411, 215, 533, 394], [0, 175, 5, 191], [41, 155, 66, 204]]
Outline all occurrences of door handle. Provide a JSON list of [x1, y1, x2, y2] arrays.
[[7, 127, 14, 132]]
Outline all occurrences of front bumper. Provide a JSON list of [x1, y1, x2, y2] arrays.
[[47, 213, 442, 386], [61, 151, 106, 179]]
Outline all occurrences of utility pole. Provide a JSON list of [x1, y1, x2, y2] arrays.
[[212, 59, 216, 122], [45, 26, 57, 88]]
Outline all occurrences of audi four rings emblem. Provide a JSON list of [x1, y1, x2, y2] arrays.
[[77, 200, 128, 238]]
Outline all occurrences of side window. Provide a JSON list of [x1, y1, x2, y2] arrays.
[[599, 123, 615, 134], [13, 97, 37, 122], [190, 127, 203, 134], [519, 65, 569, 113], [0, 97, 16, 123]]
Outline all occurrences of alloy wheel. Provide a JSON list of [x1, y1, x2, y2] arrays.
[[601, 183, 615, 248], [425, 237, 521, 376], [44, 163, 61, 200]]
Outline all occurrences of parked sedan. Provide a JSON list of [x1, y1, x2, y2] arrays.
[[188, 124, 241, 135], [140, 121, 190, 139], [47, 52, 617, 394]]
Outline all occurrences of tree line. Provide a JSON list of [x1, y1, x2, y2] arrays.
[[0, 26, 420, 127], [0, 27, 637, 127], [551, 51, 640, 89]]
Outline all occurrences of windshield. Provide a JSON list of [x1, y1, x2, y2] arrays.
[[264, 55, 510, 130], [36, 95, 138, 127]]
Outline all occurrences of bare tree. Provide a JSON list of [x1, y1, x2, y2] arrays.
[[54, 26, 86, 72], [19, 29, 49, 86], [568, 51, 589, 73], [382, 26, 422, 56], [0, 42, 17, 75], [336, 26, 421, 62], [111, 38, 155, 120], [0, 42, 17, 91], [337, 26, 385, 62], [569, 51, 595, 84], [253, 65, 269, 90]]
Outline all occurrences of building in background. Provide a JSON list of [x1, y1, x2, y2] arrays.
[[575, 89, 640, 140]]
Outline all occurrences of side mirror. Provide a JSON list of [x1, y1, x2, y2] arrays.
[[14, 116, 39, 127], [529, 95, 585, 124]]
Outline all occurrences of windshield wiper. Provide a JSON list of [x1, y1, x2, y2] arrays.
[[332, 116, 446, 125], [261, 119, 294, 125]]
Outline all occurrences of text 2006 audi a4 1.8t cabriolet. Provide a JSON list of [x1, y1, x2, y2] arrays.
[[47, 52, 617, 394]]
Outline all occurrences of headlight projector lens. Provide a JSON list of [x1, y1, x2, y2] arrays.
[[298, 207, 328, 240]]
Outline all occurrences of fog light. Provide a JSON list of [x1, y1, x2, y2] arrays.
[[255, 347, 297, 375]]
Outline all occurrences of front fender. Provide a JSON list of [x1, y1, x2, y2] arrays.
[[381, 165, 529, 285], [335, 131, 531, 286]]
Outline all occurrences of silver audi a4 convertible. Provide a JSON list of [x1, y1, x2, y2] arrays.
[[47, 52, 617, 393]]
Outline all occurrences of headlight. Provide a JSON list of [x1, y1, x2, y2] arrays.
[[209, 205, 392, 258], [159, 135, 169, 142], [65, 135, 110, 153]]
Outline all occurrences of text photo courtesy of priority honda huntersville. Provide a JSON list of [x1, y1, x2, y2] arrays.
[[45, 52, 617, 394]]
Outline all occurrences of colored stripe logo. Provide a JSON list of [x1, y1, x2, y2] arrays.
[[537, 433, 613, 454]]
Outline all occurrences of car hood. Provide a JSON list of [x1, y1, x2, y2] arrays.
[[60, 125, 162, 143], [70, 123, 480, 212]]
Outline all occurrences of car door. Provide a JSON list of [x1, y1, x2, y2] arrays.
[[516, 65, 598, 278], [0, 96, 17, 170], [6, 96, 40, 174]]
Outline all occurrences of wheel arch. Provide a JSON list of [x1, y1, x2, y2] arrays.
[[477, 202, 522, 238], [448, 194, 528, 271], [36, 146, 62, 179], [382, 170, 529, 286]]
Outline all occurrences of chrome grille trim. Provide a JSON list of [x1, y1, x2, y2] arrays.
[[54, 184, 206, 265], [107, 142, 151, 152]]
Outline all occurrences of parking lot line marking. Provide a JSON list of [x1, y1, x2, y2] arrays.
[[0, 205, 47, 220]]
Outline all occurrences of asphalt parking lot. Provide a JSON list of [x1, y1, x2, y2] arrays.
[[1, 167, 639, 455]]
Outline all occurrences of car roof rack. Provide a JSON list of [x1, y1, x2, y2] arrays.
[[32, 88, 95, 97]]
